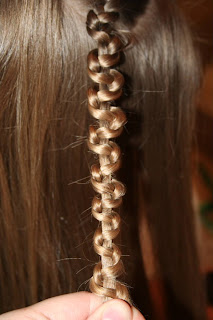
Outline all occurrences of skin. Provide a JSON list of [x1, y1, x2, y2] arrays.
[[0, 292, 145, 320]]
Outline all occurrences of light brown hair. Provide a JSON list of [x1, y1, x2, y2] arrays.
[[0, 0, 207, 319], [86, 0, 131, 302]]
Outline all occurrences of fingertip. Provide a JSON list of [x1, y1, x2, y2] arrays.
[[88, 298, 133, 320], [132, 307, 146, 320], [102, 299, 132, 320]]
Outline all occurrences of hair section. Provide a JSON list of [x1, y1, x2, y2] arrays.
[[86, 0, 131, 302]]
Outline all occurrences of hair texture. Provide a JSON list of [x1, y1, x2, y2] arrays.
[[0, 0, 208, 319], [86, 0, 130, 302]]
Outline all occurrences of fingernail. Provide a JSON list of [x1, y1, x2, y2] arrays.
[[102, 301, 132, 320], [103, 310, 129, 320]]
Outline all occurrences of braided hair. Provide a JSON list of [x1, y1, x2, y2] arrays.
[[86, 0, 131, 302]]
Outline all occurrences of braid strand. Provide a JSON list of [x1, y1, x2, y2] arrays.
[[86, 0, 131, 303]]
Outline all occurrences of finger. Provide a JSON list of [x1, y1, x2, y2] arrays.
[[88, 299, 145, 320], [132, 306, 146, 320], [0, 292, 103, 320]]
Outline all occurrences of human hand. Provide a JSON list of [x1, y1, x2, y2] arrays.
[[0, 292, 145, 320]]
